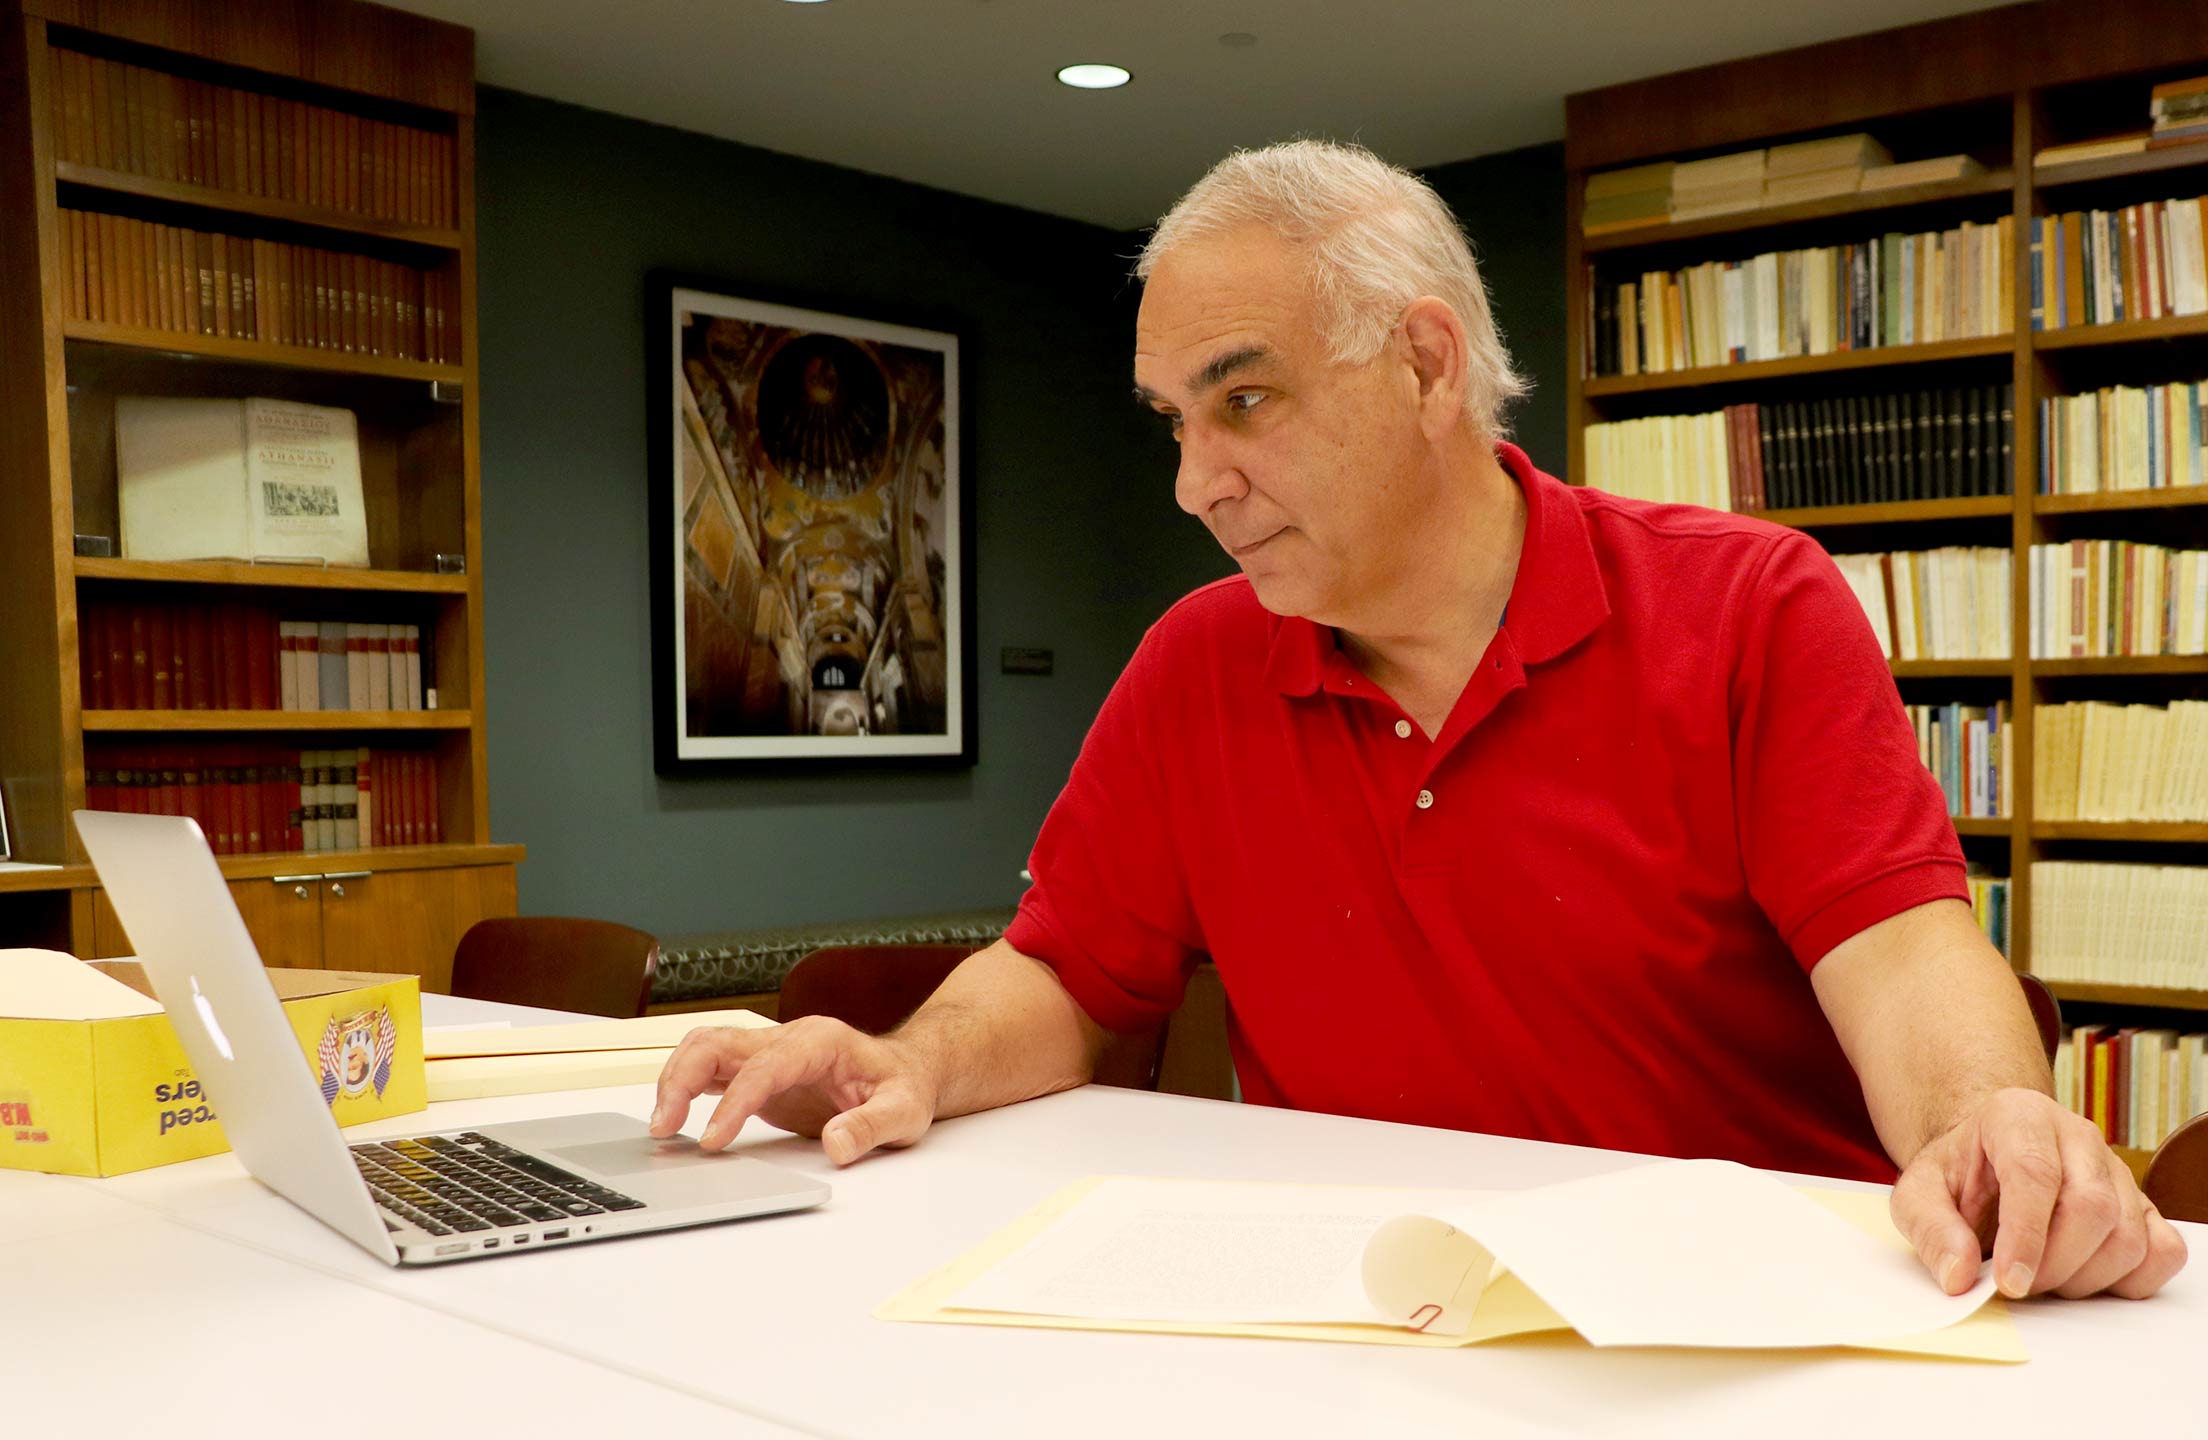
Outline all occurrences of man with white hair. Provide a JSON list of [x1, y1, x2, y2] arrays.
[[655, 140, 2186, 1301]]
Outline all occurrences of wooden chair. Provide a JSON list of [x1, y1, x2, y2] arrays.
[[2016, 972, 2060, 1064], [449, 917, 660, 1018], [2144, 1113, 2208, 1225], [778, 944, 1168, 1091]]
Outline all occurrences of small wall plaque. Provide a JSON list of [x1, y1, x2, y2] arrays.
[[1000, 647, 1054, 676]]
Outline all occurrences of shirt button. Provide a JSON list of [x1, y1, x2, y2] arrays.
[[1415, 789, 1434, 810], [1394, 720, 1412, 739]]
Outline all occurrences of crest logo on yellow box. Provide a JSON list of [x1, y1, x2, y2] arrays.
[[316, 1005, 397, 1105]]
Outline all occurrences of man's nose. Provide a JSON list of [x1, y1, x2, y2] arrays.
[[1174, 429, 1248, 517]]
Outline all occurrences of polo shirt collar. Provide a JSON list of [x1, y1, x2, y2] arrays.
[[1263, 441, 1611, 696]]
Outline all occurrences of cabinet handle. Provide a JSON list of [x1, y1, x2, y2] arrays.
[[330, 883, 347, 899], [271, 874, 323, 885], [322, 871, 374, 881], [293, 885, 311, 900]]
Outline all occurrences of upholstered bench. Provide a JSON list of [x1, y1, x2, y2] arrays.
[[646, 908, 1020, 1017]]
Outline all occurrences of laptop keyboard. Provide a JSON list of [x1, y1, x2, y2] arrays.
[[349, 1132, 647, 1237]]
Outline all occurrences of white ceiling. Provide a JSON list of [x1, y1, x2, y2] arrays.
[[388, 0, 2010, 230]]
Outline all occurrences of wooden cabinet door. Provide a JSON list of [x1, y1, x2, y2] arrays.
[[90, 879, 322, 967], [317, 864, 517, 994]]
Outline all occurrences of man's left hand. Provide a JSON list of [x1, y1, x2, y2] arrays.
[[1891, 1086, 2187, 1299]]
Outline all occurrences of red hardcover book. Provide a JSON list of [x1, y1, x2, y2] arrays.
[[104, 604, 130, 712], [147, 608, 173, 710], [395, 752, 415, 846], [184, 604, 214, 710], [125, 603, 149, 708], [80, 600, 108, 710], [1746, 403, 1768, 511], [218, 601, 250, 709], [109, 748, 135, 815], [156, 746, 182, 820], [167, 604, 190, 709], [246, 605, 276, 709], [2111, 1028, 2136, 1147], [177, 746, 205, 835], [105, 748, 130, 815], [423, 751, 441, 844], [86, 752, 116, 814]]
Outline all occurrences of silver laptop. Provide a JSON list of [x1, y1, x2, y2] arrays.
[[75, 810, 828, 1265]]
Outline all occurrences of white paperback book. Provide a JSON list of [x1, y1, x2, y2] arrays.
[[116, 396, 367, 566]]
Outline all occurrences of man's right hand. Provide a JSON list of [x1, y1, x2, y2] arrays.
[[648, 1017, 941, 1165]]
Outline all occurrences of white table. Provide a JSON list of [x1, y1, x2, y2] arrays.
[[5, 995, 2201, 1439]]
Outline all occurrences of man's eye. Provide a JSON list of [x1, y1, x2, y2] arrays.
[[1226, 392, 1265, 417]]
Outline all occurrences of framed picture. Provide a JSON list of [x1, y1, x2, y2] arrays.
[[651, 276, 971, 769]]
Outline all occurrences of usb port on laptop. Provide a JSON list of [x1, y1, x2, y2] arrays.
[[543, 1228, 569, 1241]]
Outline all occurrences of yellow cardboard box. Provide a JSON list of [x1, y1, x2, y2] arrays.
[[0, 950, 425, 1177]]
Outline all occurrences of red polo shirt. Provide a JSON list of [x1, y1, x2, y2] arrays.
[[1008, 443, 1967, 1183]]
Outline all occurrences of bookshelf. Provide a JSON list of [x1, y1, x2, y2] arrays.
[[0, 0, 517, 980], [1565, 1, 2208, 1153]]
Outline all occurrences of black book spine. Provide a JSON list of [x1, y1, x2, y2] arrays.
[[1945, 387, 1966, 499], [1776, 401, 1798, 510], [1999, 382, 2015, 496], [1965, 386, 1985, 497], [1904, 391, 1924, 501], [1837, 393, 1854, 505]]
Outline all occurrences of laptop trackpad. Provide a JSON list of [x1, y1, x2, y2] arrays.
[[547, 1136, 739, 1178]]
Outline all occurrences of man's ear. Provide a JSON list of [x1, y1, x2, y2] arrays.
[[1399, 297, 1468, 439]]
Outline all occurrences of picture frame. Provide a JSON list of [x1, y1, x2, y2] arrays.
[[650, 275, 973, 770]]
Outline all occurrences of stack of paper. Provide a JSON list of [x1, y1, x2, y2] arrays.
[[1762, 133, 1893, 204], [882, 1161, 2021, 1362], [425, 1008, 774, 1101], [1861, 153, 1987, 190], [1582, 162, 1675, 234], [1671, 150, 1768, 220]]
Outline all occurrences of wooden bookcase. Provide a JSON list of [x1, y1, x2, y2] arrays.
[[0, 0, 518, 991], [1564, 0, 2208, 1170]]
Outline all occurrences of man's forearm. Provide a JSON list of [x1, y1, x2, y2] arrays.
[[887, 939, 1109, 1121], [1811, 898, 2052, 1167]]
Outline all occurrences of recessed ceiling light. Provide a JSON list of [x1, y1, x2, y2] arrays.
[[1057, 63, 1132, 90]]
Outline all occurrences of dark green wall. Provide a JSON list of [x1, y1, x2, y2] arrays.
[[474, 89, 1566, 933], [1424, 142, 1570, 472]]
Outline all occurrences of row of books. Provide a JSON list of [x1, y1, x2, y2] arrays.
[[78, 602, 432, 713], [1833, 547, 2012, 661], [2029, 861, 2208, 992], [2027, 201, 2208, 330], [58, 208, 457, 362], [85, 745, 443, 854], [1908, 703, 2009, 819], [1965, 869, 2009, 956], [44, 45, 456, 227], [2054, 1025, 2208, 1152], [1581, 134, 1984, 234], [1583, 388, 2014, 513], [1587, 218, 2014, 376], [2025, 542, 2208, 658], [2037, 380, 2208, 494], [2033, 701, 2208, 823]]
